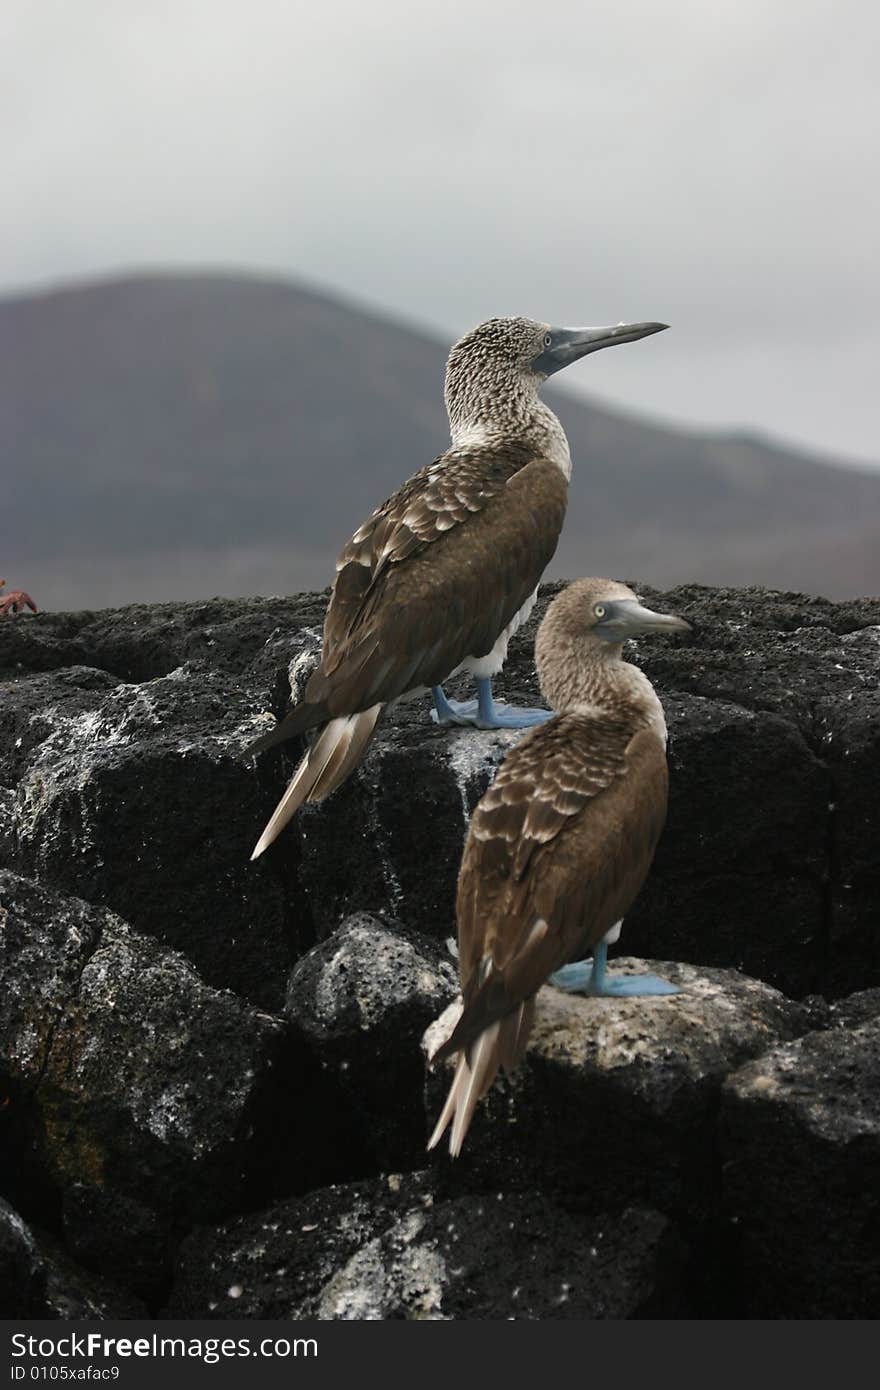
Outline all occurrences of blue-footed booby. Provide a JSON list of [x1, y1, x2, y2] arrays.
[[246, 318, 668, 860], [428, 578, 691, 1157]]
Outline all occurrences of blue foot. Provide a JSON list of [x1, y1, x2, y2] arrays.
[[431, 679, 552, 730], [590, 974, 680, 997], [431, 688, 479, 725], [549, 961, 595, 993], [549, 945, 679, 998]]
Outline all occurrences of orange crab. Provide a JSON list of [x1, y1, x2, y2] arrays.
[[0, 579, 37, 616]]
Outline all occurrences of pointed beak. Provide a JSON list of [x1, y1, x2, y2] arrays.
[[595, 599, 691, 641], [534, 322, 669, 378]]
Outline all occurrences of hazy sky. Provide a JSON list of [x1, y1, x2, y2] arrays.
[[4, 0, 878, 462]]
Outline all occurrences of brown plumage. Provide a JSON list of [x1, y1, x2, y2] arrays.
[[245, 314, 668, 860], [428, 578, 690, 1156], [247, 447, 566, 757], [247, 451, 567, 857]]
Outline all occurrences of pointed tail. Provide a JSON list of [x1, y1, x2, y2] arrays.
[[427, 997, 535, 1157], [250, 703, 383, 860]]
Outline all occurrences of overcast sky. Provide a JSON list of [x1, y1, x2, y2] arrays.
[[4, 0, 878, 462]]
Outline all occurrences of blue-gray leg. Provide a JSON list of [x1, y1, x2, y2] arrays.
[[550, 942, 679, 997], [431, 677, 553, 730]]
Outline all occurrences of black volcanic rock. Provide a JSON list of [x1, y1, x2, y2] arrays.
[[624, 693, 830, 997], [424, 961, 809, 1222], [0, 1197, 146, 1319], [6, 664, 296, 1009], [720, 1017, 880, 1317], [0, 873, 310, 1225], [0, 593, 329, 686], [61, 1185, 173, 1307], [0, 666, 120, 787], [1, 581, 879, 1318], [0, 1198, 46, 1317], [168, 1171, 686, 1319], [3, 583, 879, 999], [285, 914, 458, 1167]]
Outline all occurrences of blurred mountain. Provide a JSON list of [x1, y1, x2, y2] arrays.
[[4, 271, 878, 609]]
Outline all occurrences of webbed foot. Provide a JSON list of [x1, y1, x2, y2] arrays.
[[431, 679, 552, 729], [549, 948, 679, 998]]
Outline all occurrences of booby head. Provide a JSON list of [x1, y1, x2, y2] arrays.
[[445, 316, 668, 450], [535, 578, 690, 713]]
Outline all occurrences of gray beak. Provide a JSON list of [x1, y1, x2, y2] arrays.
[[595, 599, 691, 642], [534, 322, 669, 378]]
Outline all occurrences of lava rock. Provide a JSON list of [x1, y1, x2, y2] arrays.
[[6, 666, 297, 1008], [720, 1016, 880, 1317], [0, 1197, 145, 1318], [0, 593, 330, 684], [0, 872, 308, 1221], [0, 1197, 46, 1316], [61, 1185, 173, 1307], [292, 718, 515, 943], [38, 1232, 149, 1319], [0, 872, 104, 1090], [827, 988, 880, 1029], [168, 1171, 686, 1319], [285, 913, 457, 1166], [0, 666, 120, 788], [423, 960, 810, 1220], [816, 679, 880, 994], [624, 693, 830, 997], [5, 584, 879, 1000], [631, 583, 880, 722]]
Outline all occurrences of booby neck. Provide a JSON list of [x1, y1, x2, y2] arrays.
[[539, 641, 666, 740], [443, 312, 669, 483], [446, 370, 572, 480], [535, 584, 672, 742]]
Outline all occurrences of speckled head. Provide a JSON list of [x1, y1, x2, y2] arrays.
[[444, 316, 668, 456]]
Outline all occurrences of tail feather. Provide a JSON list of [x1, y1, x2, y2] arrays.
[[428, 999, 537, 1157], [427, 1021, 502, 1158], [240, 698, 329, 759], [497, 998, 535, 1074], [250, 704, 382, 859]]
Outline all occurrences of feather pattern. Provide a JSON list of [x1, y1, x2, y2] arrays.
[[245, 445, 567, 759], [249, 705, 382, 859], [429, 711, 669, 1150]]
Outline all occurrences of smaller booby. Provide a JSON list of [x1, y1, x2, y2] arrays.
[[245, 315, 668, 860], [428, 578, 690, 1157]]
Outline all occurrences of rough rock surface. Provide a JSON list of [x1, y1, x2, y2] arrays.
[[721, 1017, 880, 1317], [3, 584, 879, 998], [168, 1171, 685, 1319], [424, 961, 809, 1220], [1, 582, 878, 1318], [4, 666, 296, 1010], [0, 1197, 145, 1318], [0, 872, 312, 1229], [285, 913, 458, 1166], [0, 1197, 46, 1317]]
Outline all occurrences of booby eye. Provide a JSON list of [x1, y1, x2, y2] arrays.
[[543, 333, 552, 347], [594, 604, 606, 618]]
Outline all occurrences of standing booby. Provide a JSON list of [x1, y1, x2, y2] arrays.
[[428, 578, 691, 1157], [246, 317, 668, 860]]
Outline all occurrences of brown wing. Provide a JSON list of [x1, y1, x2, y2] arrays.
[[247, 447, 568, 754], [437, 715, 668, 1061], [323, 447, 532, 659]]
